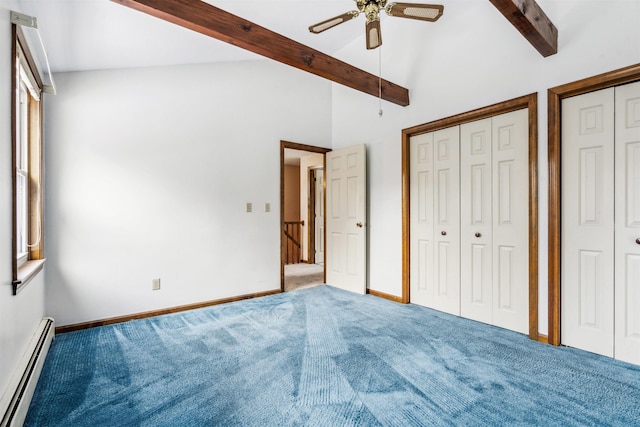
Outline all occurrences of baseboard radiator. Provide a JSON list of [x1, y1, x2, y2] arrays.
[[1, 317, 54, 427]]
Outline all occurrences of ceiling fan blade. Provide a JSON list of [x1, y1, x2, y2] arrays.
[[385, 3, 444, 22], [309, 11, 359, 34], [366, 18, 382, 50]]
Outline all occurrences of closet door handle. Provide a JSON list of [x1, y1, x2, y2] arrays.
[[475, 232, 482, 238], [441, 231, 447, 236], [636, 238, 640, 245]]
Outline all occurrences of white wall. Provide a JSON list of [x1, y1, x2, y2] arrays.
[[331, 0, 640, 335], [45, 61, 332, 326], [0, 2, 48, 415]]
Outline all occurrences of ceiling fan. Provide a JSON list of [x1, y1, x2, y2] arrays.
[[309, 0, 444, 50]]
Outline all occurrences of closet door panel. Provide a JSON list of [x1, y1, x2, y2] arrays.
[[614, 81, 640, 365], [460, 118, 493, 324], [561, 88, 615, 357], [410, 132, 435, 307], [491, 109, 529, 334], [432, 126, 461, 315]]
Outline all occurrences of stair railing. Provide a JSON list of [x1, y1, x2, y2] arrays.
[[283, 220, 304, 264]]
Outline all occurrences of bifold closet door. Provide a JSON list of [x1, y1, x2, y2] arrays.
[[410, 126, 460, 315], [460, 118, 493, 325], [490, 109, 529, 334], [614, 81, 640, 365], [561, 88, 615, 357], [411, 109, 528, 333], [410, 132, 435, 308], [460, 110, 529, 334], [562, 82, 640, 364]]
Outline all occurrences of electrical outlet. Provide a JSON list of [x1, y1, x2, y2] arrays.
[[246, 202, 252, 213], [152, 278, 161, 290], [265, 202, 270, 213]]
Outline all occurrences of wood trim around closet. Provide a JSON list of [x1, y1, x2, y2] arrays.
[[547, 63, 640, 346], [401, 93, 540, 341]]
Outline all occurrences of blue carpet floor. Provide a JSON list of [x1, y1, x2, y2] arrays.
[[26, 285, 640, 426]]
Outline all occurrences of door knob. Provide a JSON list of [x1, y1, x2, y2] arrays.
[[441, 231, 447, 236], [636, 238, 640, 245], [356, 222, 363, 228], [475, 232, 482, 238]]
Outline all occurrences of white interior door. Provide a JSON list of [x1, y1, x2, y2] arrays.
[[491, 109, 529, 334], [460, 118, 493, 324], [614, 81, 640, 365], [561, 88, 615, 357], [326, 144, 367, 294], [314, 168, 324, 265]]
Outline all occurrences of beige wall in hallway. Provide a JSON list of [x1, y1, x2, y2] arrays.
[[283, 165, 301, 222]]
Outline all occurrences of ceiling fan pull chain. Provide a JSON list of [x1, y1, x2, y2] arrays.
[[378, 46, 383, 118]]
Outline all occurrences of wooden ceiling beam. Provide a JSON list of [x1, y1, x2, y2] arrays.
[[112, 0, 410, 106], [488, 0, 558, 57]]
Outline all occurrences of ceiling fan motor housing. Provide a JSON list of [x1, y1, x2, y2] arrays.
[[358, 0, 387, 22]]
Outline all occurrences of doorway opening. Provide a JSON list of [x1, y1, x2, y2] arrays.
[[280, 141, 331, 292]]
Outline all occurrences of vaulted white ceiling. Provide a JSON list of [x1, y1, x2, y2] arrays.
[[16, 0, 562, 104], [17, 0, 370, 73]]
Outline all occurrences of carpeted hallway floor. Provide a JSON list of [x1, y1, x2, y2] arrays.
[[284, 262, 324, 292], [26, 286, 640, 426]]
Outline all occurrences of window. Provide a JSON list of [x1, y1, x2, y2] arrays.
[[12, 25, 45, 295]]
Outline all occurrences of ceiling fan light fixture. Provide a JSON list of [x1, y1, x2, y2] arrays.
[[364, 2, 380, 21]]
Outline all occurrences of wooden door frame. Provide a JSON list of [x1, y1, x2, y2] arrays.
[[547, 63, 640, 346], [308, 167, 316, 265], [401, 93, 540, 341], [280, 141, 331, 291]]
